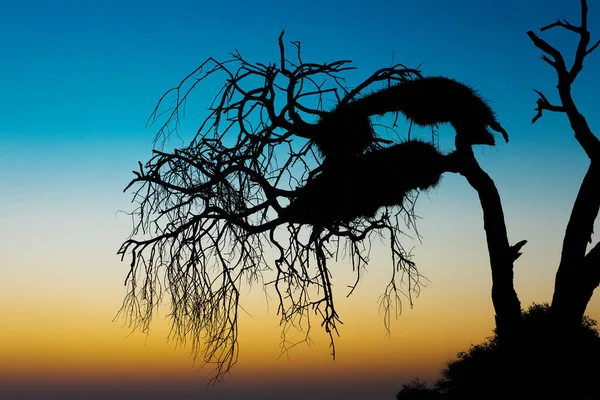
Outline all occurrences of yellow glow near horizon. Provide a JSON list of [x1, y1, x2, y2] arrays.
[[3, 193, 600, 392], [0, 263, 497, 386]]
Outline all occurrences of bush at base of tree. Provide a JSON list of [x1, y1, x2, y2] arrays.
[[396, 378, 442, 400], [397, 303, 600, 400]]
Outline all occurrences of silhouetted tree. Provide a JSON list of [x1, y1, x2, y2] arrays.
[[117, 34, 445, 380], [117, 0, 600, 387]]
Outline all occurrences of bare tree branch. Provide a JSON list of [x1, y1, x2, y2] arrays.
[[527, 31, 569, 76], [540, 18, 582, 34], [531, 89, 566, 123], [528, 0, 600, 157], [532, 0, 598, 84], [118, 31, 428, 382], [584, 240, 600, 288]]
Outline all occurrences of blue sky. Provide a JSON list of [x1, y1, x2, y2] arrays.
[[1, 1, 600, 399]]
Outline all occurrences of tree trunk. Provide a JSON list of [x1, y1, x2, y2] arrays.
[[552, 161, 600, 331], [455, 147, 523, 338]]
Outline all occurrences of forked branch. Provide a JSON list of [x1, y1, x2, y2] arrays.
[[528, 0, 599, 157]]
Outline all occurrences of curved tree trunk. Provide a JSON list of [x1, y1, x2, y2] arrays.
[[451, 147, 523, 338]]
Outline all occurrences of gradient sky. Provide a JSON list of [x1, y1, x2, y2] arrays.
[[2, 0, 600, 399]]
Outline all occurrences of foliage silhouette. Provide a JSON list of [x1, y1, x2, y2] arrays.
[[436, 303, 600, 400], [396, 378, 441, 400], [396, 304, 600, 400]]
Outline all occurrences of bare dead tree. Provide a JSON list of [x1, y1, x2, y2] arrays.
[[527, 0, 600, 333], [117, 32, 442, 381], [118, 9, 545, 379]]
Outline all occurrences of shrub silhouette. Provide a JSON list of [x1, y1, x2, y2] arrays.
[[435, 303, 600, 400], [396, 378, 441, 400], [396, 303, 600, 400]]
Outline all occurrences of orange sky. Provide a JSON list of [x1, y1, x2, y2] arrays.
[[3, 235, 599, 399]]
